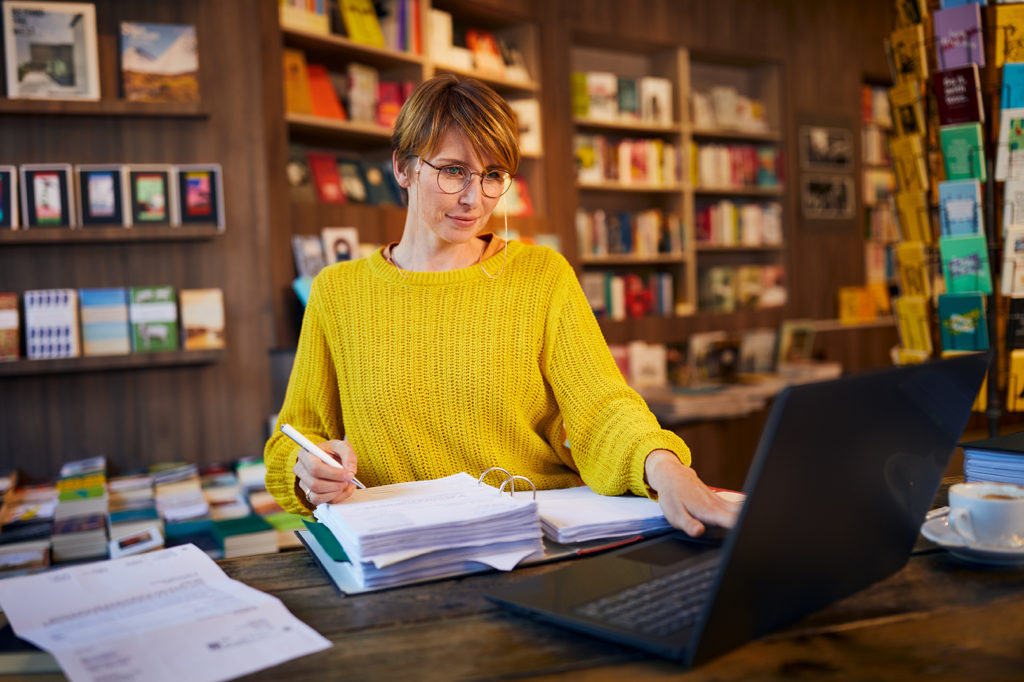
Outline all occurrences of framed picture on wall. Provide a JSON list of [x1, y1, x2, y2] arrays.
[[174, 164, 224, 229], [2, 1, 101, 100], [19, 164, 74, 227], [0, 166, 18, 229], [798, 125, 854, 171], [800, 174, 856, 220], [124, 164, 178, 227], [75, 164, 128, 227]]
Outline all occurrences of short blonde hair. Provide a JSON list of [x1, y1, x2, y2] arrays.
[[392, 74, 520, 176]]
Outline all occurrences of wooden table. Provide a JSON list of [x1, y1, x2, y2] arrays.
[[15, 480, 1024, 681], [212, 535, 1024, 680]]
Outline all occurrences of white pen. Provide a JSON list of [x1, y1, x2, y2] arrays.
[[280, 423, 366, 489]]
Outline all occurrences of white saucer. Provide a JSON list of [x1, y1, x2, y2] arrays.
[[921, 509, 1024, 566]]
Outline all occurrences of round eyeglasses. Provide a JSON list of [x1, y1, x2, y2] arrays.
[[419, 158, 513, 198]]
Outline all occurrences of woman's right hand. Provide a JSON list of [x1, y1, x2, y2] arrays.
[[292, 439, 359, 507]]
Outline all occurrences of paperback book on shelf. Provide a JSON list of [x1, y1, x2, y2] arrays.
[[959, 431, 1024, 486], [79, 288, 131, 357], [128, 286, 179, 352], [24, 289, 80, 360]]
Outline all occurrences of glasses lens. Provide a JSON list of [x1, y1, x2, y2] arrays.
[[434, 165, 468, 193], [481, 172, 512, 198]]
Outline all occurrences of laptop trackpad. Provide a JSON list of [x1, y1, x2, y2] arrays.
[[618, 534, 719, 567]]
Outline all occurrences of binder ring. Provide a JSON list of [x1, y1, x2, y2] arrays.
[[499, 475, 537, 499], [478, 466, 513, 487]]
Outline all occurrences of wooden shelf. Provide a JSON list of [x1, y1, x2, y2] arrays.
[[694, 186, 784, 197], [696, 244, 784, 252], [0, 349, 225, 377], [432, 64, 540, 95], [689, 126, 782, 142], [579, 253, 690, 266], [0, 98, 208, 118], [574, 117, 680, 134], [282, 28, 425, 68], [577, 181, 684, 193], [0, 224, 223, 245], [286, 113, 393, 145]]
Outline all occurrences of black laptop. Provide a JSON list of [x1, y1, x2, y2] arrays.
[[487, 353, 990, 666]]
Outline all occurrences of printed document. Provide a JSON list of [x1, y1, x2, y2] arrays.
[[0, 544, 331, 682]]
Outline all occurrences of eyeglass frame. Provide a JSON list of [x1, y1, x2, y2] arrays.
[[417, 157, 513, 198]]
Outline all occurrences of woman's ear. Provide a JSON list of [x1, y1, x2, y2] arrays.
[[393, 151, 411, 188]]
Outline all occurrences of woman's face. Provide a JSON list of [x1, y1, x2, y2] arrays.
[[397, 130, 503, 246]]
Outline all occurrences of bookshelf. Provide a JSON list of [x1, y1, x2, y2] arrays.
[[569, 44, 786, 339], [0, 0, 273, 479]]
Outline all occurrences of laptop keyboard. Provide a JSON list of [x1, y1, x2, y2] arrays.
[[574, 554, 720, 637]]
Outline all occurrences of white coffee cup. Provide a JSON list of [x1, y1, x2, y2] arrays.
[[947, 482, 1024, 548]]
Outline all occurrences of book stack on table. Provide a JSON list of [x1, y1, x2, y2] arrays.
[[961, 432, 1024, 486], [51, 457, 109, 563]]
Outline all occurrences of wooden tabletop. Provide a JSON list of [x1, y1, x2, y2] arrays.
[[204, 537, 1024, 682]]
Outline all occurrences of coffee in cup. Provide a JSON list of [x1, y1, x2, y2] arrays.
[[947, 482, 1024, 547]]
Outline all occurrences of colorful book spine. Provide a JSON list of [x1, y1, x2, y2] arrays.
[[24, 289, 80, 359], [79, 288, 130, 357], [0, 292, 19, 360], [129, 286, 179, 352]]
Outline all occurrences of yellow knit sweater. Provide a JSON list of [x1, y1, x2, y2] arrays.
[[264, 240, 691, 515]]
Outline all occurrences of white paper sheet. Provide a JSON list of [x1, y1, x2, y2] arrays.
[[0, 544, 331, 682]]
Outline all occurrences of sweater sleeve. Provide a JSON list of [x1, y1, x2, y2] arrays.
[[264, 275, 344, 515], [542, 260, 691, 498]]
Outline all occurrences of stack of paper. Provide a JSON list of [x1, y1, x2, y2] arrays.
[[313, 473, 542, 589], [534, 487, 672, 543]]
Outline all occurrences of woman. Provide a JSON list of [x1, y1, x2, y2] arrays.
[[265, 74, 738, 536]]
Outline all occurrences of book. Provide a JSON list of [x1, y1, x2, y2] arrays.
[[570, 72, 589, 118], [278, 0, 329, 35], [307, 151, 346, 203], [1008, 298, 1024, 350], [3, 1, 100, 100], [939, 233, 993, 294], [321, 226, 360, 263], [639, 77, 673, 125], [585, 72, 618, 121], [0, 166, 17, 229], [889, 24, 929, 83], [890, 79, 925, 137], [1003, 225, 1024, 296], [617, 77, 639, 120], [894, 296, 933, 353], [994, 3, 1024, 67], [0, 293, 18, 361], [124, 164, 178, 227], [180, 288, 225, 350], [291, 234, 327, 278], [940, 122, 986, 181], [1002, 62, 1024, 109], [890, 135, 929, 191], [345, 62, 378, 123], [306, 64, 346, 120], [896, 190, 932, 242], [282, 48, 312, 115], [896, 241, 931, 298], [79, 287, 131, 356], [24, 289, 80, 359], [362, 160, 402, 206], [338, 0, 386, 47], [938, 180, 982, 236], [19, 164, 75, 228], [466, 28, 505, 76], [336, 159, 367, 203], [959, 431, 1024, 485], [933, 3, 985, 69], [838, 286, 878, 324], [995, 107, 1024, 180], [128, 286, 179, 352], [174, 164, 224, 228], [508, 98, 542, 156], [211, 515, 278, 558], [119, 22, 199, 103], [932, 65, 983, 125], [937, 293, 988, 351]]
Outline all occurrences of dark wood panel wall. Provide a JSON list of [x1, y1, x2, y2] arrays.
[[0, 0, 277, 479], [2, 0, 895, 480]]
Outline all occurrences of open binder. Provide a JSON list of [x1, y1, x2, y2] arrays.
[[300, 469, 695, 595]]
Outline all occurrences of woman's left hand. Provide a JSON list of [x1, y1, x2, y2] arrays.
[[644, 449, 742, 536]]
